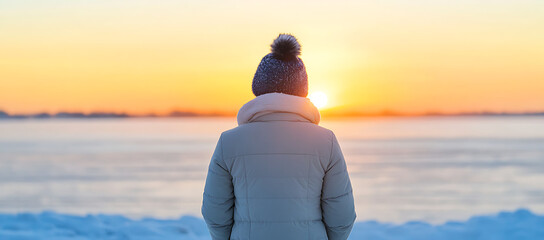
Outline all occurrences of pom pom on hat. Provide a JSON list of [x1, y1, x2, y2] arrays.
[[270, 34, 301, 61]]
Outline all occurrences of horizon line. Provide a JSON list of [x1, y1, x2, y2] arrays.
[[1, 109, 544, 119]]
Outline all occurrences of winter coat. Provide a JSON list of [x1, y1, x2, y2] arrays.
[[202, 93, 356, 240]]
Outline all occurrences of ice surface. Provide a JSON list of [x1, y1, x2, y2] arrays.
[[1, 209, 543, 240]]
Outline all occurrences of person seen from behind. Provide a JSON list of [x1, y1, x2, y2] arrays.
[[202, 33, 356, 240]]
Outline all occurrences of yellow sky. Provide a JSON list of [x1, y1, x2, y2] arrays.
[[1, 0, 543, 115]]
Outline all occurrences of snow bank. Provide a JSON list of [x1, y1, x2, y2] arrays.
[[349, 209, 544, 240], [1, 209, 543, 240]]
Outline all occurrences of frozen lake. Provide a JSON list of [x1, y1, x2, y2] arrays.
[[1, 116, 544, 224]]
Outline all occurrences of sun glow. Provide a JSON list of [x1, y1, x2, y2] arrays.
[[309, 91, 328, 109]]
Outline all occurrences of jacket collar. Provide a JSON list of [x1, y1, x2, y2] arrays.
[[237, 93, 321, 125]]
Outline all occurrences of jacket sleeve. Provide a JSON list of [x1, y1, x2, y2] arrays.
[[202, 134, 235, 240], [321, 132, 356, 240]]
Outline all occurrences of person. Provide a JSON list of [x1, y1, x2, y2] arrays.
[[202, 33, 356, 240]]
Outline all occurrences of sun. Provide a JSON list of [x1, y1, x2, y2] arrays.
[[309, 91, 328, 109]]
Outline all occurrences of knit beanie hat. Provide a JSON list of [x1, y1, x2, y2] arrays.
[[252, 34, 308, 97]]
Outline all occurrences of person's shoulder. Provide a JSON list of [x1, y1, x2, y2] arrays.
[[296, 123, 335, 137], [218, 124, 255, 141], [313, 124, 334, 135], [219, 124, 249, 136]]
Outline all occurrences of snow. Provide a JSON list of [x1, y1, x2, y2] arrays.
[[1, 209, 543, 240]]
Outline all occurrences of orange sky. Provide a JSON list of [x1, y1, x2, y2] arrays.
[[1, 0, 543, 115]]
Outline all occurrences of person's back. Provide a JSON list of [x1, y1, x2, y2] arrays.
[[202, 34, 356, 240]]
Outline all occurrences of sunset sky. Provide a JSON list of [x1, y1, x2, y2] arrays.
[[1, 0, 543, 115]]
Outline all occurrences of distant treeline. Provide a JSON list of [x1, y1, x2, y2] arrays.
[[0, 110, 230, 119], [1, 109, 543, 119], [324, 110, 544, 118]]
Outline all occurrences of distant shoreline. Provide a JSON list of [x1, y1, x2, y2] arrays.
[[1, 109, 544, 120]]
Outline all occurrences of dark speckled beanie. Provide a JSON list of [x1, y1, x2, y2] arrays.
[[252, 34, 308, 97]]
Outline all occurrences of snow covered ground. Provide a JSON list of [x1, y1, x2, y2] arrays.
[[1, 209, 543, 240]]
